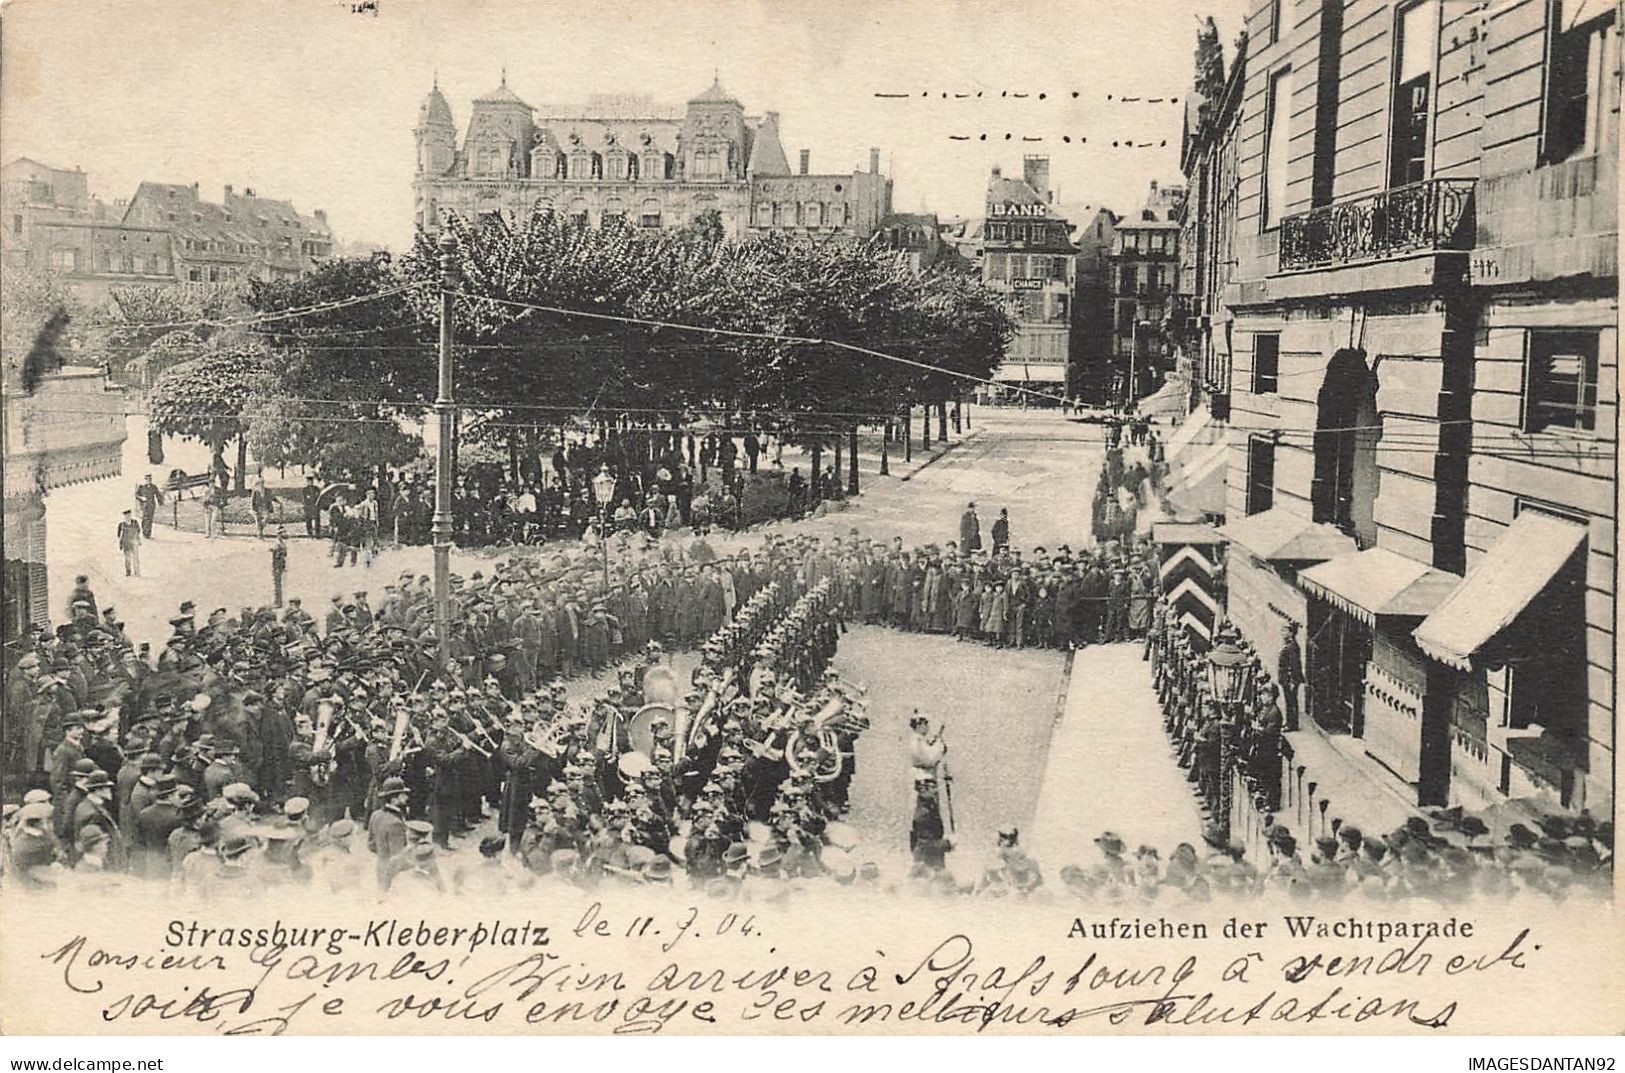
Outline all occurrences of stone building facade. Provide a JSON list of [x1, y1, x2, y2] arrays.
[[1177, 43, 1249, 421], [1068, 206, 1119, 402], [2, 160, 176, 306], [413, 77, 892, 241], [1108, 180, 1185, 402], [980, 157, 1076, 393], [2, 366, 126, 644], [1205, 0, 1616, 818], [2, 158, 334, 304]]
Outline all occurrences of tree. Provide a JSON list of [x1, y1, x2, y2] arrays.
[[102, 284, 240, 384], [244, 253, 433, 482], [389, 207, 1015, 486], [148, 336, 273, 486]]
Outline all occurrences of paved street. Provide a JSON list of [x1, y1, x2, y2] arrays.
[[44, 409, 1107, 644], [41, 406, 1213, 880], [835, 626, 1068, 879], [1026, 641, 1208, 866]]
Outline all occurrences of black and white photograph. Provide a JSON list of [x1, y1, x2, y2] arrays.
[[0, 0, 1620, 1048]]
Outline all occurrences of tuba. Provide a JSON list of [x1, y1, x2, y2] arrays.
[[785, 691, 869, 783], [310, 701, 337, 787]]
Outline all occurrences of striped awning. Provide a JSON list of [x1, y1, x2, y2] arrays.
[[1219, 506, 1357, 564], [1298, 546, 1460, 625], [1413, 513, 1587, 671], [991, 362, 1067, 383], [1167, 438, 1229, 516]]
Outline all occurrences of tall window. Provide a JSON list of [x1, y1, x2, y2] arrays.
[[1253, 332, 1281, 394], [1390, 0, 1438, 188], [1524, 330, 1600, 432], [1268, 0, 1284, 44], [1262, 68, 1292, 229], [1544, 0, 1619, 164], [1247, 436, 1276, 515]]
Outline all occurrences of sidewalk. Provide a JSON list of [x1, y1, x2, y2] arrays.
[[1025, 642, 1207, 865], [1257, 720, 1428, 854], [771, 421, 985, 489]]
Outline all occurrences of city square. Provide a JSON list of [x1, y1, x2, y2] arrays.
[[0, 0, 1613, 912]]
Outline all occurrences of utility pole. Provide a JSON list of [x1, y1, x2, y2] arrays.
[[432, 231, 459, 670], [1127, 319, 1139, 409]]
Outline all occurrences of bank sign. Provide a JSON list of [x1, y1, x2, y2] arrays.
[[989, 202, 1051, 218]]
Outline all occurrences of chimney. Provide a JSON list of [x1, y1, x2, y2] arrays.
[[315, 208, 327, 221], [245, 187, 256, 197], [799, 149, 810, 175], [869, 148, 880, 174], [991, 164, 1002, 180], [224, 184, 233, 198], [1023, 155, 1050, 202]]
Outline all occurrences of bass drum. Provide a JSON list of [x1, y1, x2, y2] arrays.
[[785, 728, 842, 782], [626, 702, 676, 759]]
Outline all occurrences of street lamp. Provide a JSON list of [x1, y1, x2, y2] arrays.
[[1206, 626, 1256, 836], [431, 231, 459, 672], [591, 464, 617, 589], [1206, 629, 1253, 704]]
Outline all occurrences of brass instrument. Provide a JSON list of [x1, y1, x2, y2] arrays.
[[785, 690, 869, 783], [625, 702, 675, 760], [451, 727, 494, 760], [309, 701, 336, 787], [387, 705, 413, 763]]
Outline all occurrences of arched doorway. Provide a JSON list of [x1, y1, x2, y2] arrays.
[[1312, 347, 1380, 548], [1307, 347, 1382, 736]]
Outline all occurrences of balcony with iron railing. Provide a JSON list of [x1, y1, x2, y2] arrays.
[[1277, 177, 1477, 272]]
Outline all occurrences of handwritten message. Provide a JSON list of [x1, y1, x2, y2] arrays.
[[14, 898, 1555, 1036]]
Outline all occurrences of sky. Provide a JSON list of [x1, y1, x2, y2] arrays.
[[2, 0, 1243, 252]]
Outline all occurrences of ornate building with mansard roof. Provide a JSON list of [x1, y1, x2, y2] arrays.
[[413, 75, 892, 240]]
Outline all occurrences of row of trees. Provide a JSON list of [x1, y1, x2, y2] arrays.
[[132, 207, 1015, 489]]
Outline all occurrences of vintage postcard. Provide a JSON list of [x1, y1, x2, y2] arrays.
[[0, 0, 1619, 1043]]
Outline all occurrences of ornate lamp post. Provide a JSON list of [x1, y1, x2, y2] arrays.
[[591, 464, 617, 590], [1206, 628, 1254, 834], [431, 232, 459, 671]]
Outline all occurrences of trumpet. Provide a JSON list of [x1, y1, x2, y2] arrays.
[[452, 728, 494, 760]]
